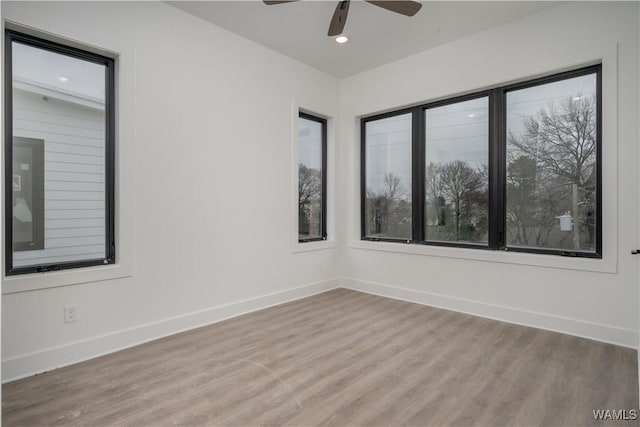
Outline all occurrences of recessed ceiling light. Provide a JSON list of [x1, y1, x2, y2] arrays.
[[468, 113, 476, 118], [335, 35, 349, 44], [58, 76, 70, 83]]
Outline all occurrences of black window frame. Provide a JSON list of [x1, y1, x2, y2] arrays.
[[360, 107, 416, 244], [4, 29, 116, 275], [298, 111, 327, 243], [420, 92, 492, 250], [360, 65, 602, 258]]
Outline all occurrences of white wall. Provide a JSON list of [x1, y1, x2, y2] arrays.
[[340, 2, 639, 347], [1, 1, 341, 381], [339, 2, 639, 348]]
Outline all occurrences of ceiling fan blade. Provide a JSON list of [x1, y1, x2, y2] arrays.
[[365, 1, 422, 16], [328, 0, 351, 36], [263, 1, 298, 5]]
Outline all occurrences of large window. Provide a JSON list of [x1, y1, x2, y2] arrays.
[[361, 66, 601, 257], [298, 112, 327, 242], [5, 30, 115, 274]]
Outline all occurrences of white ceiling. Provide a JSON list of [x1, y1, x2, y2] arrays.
[[168, 1, 559, 78]]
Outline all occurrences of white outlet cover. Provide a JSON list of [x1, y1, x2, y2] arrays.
[[64, 305, 78, 323]]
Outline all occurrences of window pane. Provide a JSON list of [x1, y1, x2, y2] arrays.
[[424, 98, 489, 244], [364, 113, 412, 239], [11, 41, 107, 268], [298, 116, 323, 240], [506, 73, 598, 252]]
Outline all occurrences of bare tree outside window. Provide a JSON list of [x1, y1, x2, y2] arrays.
[[439, 160, 487, 241], [298, 163, 321, 238], [424, 97, 489, 244], [298, 115, 325, 241], [364, 113, 412, 240], [506, 73, 597, 252]]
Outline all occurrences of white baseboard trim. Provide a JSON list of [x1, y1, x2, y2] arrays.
[[342, 277, 638, 349], [2, 278, 340, 383]]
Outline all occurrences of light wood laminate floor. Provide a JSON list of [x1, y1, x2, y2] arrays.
[[3, 289, 638, 426]]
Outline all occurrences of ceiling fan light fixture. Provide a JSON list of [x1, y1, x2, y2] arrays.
[[263, 0, 423, 39]]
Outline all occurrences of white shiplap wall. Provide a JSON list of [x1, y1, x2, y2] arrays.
[[13, 88, 106, 267]]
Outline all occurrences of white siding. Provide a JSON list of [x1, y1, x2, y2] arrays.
[[12, 88, 106, 267]]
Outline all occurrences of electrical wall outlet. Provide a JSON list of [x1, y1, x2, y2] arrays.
[[64, 305, 79, 323]]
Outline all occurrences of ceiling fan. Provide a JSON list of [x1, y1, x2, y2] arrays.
[[263, 0, 423, 37]]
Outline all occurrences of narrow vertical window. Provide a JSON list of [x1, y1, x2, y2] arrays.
[[5, 30, 115, 274], [505, 70, 600, 254], [298, 112, 327, 242], [424, 97, 489, 244], [362, 112, 413, 241]]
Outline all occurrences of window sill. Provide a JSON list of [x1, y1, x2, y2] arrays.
[[2, 262, 133, 294], [349, 240, 616, 274], [292, 239, 339, 253]]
